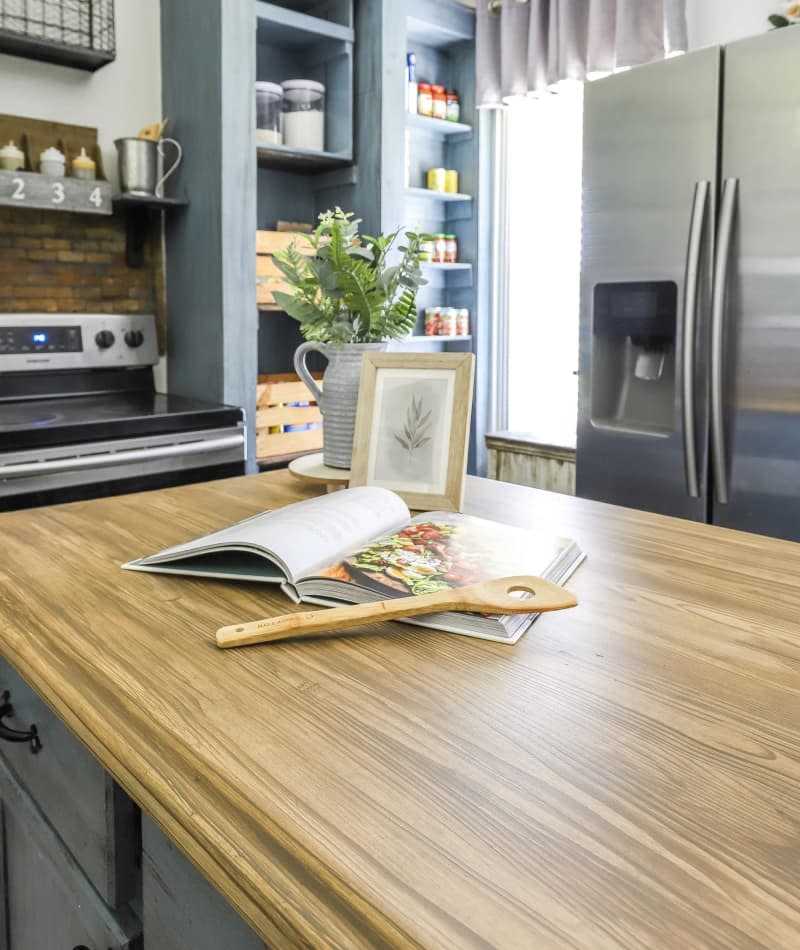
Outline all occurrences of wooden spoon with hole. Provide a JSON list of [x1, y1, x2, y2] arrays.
[[215, 575, 577, 649]]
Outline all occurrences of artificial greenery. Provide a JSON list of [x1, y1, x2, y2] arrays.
[[273, 208, 428, 345]]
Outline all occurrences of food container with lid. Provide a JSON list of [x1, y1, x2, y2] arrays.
[[417, 82, 433, 117], [439, 307, 457, 336], [432, 85, 447, 120], [427, 167, 446, 192], [72, 146, 96, 180], [444, 169, 459, 194], [0, 140, 24, 171], [433, 234, 447, 263], [39, 146, 65, 178], [445, 234, 458, 263], [281, 80, 325, 152], [256, 81, 283, 146]]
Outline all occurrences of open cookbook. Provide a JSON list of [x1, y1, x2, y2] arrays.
[[123, 487, 585, 643]]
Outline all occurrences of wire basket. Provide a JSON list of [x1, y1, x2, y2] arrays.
[[0, 0, 115, 71]]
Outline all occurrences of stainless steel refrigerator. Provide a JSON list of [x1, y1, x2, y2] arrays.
[[576, 27, 800, 542]]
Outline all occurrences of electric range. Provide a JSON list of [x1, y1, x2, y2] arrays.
[[0, 313, 246, 511]]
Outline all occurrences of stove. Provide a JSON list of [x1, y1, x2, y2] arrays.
[[0, 313, 246, 511]]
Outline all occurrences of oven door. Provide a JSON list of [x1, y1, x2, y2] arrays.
[[0, 426, 246, 510]]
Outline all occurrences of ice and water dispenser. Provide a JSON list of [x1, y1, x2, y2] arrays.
[[590, 281, 678, 436]]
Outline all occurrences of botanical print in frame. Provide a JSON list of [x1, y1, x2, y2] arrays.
[[349, 353, 475, 511]]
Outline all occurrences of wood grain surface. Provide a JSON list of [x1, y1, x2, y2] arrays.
[[1, 472, 800, 948]]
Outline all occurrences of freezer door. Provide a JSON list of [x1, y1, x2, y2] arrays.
[[714, 28, 800, 541], [577, 47, 720, 520]]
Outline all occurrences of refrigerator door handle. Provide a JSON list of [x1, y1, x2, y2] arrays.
[[682, 180, 710, 498], [710, 177, 739, 505]]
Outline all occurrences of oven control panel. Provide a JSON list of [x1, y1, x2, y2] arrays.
[[0, 313, 158, 371]]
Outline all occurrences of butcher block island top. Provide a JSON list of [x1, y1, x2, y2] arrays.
[[1, 471, 799, 948]]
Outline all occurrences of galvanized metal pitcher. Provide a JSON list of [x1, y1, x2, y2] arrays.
[[294, 341, 387, 469]]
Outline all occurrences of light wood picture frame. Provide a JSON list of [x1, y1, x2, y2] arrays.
[[349, 352, 475, 511]]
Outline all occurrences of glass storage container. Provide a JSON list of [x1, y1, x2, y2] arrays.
[[256, 81, 283, 146], [281, 80, 325, 152]]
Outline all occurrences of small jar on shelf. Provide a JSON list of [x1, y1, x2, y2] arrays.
[[433, 233, 448, 263], [446, 90, 460, 123], [417, 82, 433, 117], [431, 85, 447, 120], [444, 234, 458, 263]]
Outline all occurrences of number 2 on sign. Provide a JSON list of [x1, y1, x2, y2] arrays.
[[11, 178, 25, 200], [89, 187, 102, 209], [51, 182, 65, 205]]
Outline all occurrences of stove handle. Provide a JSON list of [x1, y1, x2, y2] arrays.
[[0, 433, 245, 479]]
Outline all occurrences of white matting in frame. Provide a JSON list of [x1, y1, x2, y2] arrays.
[[349, 352, 475, 512]]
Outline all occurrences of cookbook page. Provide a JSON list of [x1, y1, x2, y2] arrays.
[[305, 511, 573, 599], [127, 487, 410, 583]]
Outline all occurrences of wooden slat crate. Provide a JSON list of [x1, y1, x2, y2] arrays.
[[256, 230, 313, 311], [256, 372, 323, 463]]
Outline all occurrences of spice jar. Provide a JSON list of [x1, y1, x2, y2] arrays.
[[446, 90, 460, 122], [72, 147, 96, 180], [419, 238, 435, 262], [445, 234, 458, 263], [431, 85, 447, 120], [433, 233, 448, 263], [440, 307, 457, 337], [424, 308, 440, 336], [417, 82, 433, 117]]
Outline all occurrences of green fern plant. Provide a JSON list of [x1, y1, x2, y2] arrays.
[[272, 208, 428, 345]]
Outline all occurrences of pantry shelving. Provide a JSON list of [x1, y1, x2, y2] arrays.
[[404, 186, 471, 203], [404, 113, 472, 136]]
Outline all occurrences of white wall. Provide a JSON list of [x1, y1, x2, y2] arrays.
[[686, 0, 778, 49], [0, 0, 161, 193], [0, 0, 165, 388]]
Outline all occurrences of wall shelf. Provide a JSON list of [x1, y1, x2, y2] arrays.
[[112, 193, 188, 268], [256, 143, 352, 172], [0, 169, 111, 215], [405, 113, 472, 136], [405, 187, 471, 203]]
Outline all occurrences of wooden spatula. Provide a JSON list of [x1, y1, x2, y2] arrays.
[[215, 575, 577, 649]]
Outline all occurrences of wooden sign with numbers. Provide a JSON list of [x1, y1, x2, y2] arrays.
[[0, 169, 112, 215]]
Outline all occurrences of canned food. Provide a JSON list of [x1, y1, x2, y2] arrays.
[[456, 308, 470, 336], [427, 167, 447, 192], [444, 169, 459, 194]]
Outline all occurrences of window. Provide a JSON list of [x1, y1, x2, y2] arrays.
[[504, 83, 584, 445]]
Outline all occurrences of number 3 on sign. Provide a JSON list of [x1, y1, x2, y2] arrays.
[[51, 182, 65, 205], [89, 187, 103, 209]]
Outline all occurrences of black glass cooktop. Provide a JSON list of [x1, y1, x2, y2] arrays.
[[0, 391, 244, 452]]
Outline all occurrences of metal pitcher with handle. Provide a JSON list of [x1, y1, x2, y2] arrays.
[[294, 341, 387, 469]]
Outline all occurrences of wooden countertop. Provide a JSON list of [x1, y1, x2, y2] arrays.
[[1, 472, 799, 948]]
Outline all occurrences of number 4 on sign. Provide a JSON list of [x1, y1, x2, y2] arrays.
[[89, 187, 102, 208]]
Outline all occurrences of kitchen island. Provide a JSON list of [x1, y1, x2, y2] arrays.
[[0, 470, 799, 948]]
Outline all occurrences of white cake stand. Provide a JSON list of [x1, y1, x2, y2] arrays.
[[288, 452, 350, 492]]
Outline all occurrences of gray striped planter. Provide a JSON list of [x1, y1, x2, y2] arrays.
[[294, 341, 387, 469]]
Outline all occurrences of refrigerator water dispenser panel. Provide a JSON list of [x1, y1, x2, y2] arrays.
[[591, 281, 677, 436]]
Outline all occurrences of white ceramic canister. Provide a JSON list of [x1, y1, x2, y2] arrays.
[[39, 146, 66, 178], [281, 80, 325, 152], [0, 140, 24, 171]]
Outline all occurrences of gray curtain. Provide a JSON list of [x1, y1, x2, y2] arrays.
[[477, 0, 688, 105]]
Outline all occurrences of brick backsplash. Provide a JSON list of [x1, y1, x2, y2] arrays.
[[0, 207, 157, 315]]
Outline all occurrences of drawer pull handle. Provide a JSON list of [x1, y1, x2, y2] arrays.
[[0, 691, 42, 754]]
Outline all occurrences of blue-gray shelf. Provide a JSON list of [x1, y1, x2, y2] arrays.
[[255, 2, 354, 47], [405, 187, 472, 203], [405, 113, 472, 136]]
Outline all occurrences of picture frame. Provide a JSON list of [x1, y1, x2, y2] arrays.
[[349, 352, 475, 512]]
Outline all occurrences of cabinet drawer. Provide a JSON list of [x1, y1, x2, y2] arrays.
[[0, 658, 139, 909], [0, 755, 141, 950]]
